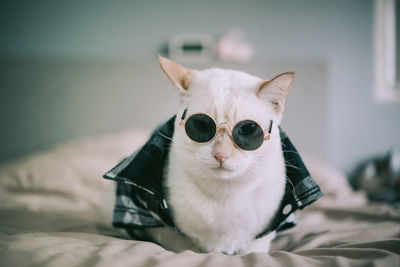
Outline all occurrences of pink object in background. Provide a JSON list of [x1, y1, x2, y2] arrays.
[[217, 29, 254, 63]]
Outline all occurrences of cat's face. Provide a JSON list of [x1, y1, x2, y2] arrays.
[[159, 56, 294, 180]]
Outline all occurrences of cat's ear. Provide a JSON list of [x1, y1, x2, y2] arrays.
[[257, 72, 295, 113], [159, 55, 195, 94]]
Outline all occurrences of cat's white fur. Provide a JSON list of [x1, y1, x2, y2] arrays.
[[146, 56, 295, 255]]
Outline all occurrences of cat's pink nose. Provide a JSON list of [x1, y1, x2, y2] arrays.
[[213, 152, 226, 164]]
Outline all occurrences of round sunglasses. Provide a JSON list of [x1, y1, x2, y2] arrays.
[[179, 109, 273, 151]]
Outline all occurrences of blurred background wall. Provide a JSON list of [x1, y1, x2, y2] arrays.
[[0, 0, 399, 173]]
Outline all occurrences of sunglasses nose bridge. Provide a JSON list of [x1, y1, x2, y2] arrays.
[[216, 122, 232, 135], [214, 123, 236, 148]]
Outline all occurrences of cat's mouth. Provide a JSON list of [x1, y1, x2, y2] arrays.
[[211, 164, 234, 172], [207, 164, 241, 180]]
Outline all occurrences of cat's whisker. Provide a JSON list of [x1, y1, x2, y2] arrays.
[[284, 161, 301, 169], [281, 150, 299, 155], [285, 175, 295, 192], [183, 153, 216, 168], [245, 167, 260, 176], [158, 132, 174, 142]]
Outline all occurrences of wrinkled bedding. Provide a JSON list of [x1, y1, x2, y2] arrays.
[[0, 130, 399, 267]]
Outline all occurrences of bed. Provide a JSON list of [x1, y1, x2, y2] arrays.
[[0, 129, 399, 267]]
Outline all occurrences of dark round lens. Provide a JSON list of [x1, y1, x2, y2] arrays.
[[185, 114, 216, 143], [232, 120, 264, 150]]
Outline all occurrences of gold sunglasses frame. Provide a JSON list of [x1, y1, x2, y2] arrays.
[[179, 109, 273, 151]]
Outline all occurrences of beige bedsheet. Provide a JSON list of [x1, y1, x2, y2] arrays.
[[0, 130, 399, 267]]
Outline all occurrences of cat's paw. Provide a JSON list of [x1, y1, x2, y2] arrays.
[[236, 231, 276, 255]]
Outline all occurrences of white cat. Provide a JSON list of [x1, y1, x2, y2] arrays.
[[144, 56, 295, 255]]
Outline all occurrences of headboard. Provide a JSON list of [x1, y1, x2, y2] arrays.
[[0, 59, 327, 162]]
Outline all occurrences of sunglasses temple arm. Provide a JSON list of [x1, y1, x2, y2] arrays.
[[179, 108, 188, 127], [265, 120, 273, 140]]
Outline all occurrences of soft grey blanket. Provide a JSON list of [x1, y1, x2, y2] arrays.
[[0, 130, 399, 266]]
